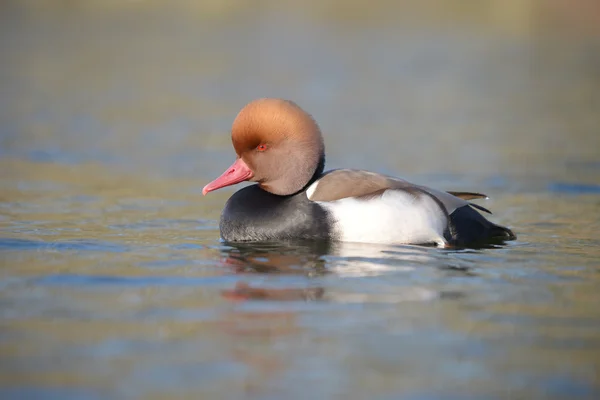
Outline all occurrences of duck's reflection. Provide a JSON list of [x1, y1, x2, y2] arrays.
[[222, 282, 325, 301], [219, 240, 471, 302], [220, 240, 330, 275]]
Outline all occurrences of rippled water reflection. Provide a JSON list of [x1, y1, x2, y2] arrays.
[[1, 1, 600, 399]]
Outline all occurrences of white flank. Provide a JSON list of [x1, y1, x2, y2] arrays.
[[319, 190, 448, 246]]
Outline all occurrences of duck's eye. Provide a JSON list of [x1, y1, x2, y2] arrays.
[[256, 144, 268, 152]]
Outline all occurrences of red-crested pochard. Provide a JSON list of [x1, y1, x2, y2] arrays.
[[203, 98, 516, 247]]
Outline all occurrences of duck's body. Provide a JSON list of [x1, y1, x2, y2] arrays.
[[204, 99, 515, 248], [220, 169, 514, 247]]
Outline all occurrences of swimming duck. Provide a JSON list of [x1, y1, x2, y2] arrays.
[[203, 98, 515, 247]]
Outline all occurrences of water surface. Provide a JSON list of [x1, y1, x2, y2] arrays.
[[1, 2, 600, 399]]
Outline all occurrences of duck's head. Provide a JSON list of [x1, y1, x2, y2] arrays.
[[203, 98, 325, 196]]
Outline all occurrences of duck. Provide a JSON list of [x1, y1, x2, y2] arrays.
[[203, 98, 516, 247]]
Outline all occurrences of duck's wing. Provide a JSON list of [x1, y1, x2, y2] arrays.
[[307, 169, 424, 201], [307, 169, 490, 215], [446, 191, 488, 200]]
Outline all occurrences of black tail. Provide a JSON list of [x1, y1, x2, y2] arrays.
[[448, 205, 516, 248]]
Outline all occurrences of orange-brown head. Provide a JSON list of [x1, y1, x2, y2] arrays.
[[203, 98, 325, 196]]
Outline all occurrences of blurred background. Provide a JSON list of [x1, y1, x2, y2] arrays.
[[2, 0, 599, 181], [1, 1, 599, 399]]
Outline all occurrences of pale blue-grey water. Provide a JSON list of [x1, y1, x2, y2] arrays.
[[1, 2, 599, 399]]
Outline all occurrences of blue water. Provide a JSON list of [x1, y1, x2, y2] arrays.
[[1, 2, 600, 399]]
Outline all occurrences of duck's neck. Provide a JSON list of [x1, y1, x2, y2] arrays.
[[296, 154, 326, 196]]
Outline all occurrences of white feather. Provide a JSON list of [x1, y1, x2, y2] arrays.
[[306, 180, 319, 199], [318, 190, 448, 246]]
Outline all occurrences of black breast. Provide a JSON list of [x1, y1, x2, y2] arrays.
[[219, 185, 334, 242]]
